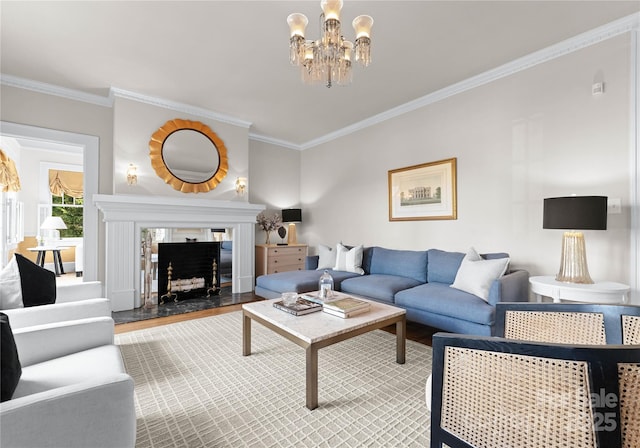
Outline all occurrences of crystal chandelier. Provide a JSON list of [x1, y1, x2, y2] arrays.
[[287, 0, 373, 88]]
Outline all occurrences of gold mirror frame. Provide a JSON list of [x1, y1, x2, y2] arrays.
[[149, 119, 228, 193]]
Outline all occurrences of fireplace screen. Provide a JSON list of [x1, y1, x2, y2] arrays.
[[157, 242, 221, 303]]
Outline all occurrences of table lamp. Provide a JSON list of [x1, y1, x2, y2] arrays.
[[281, 208, 302, 245], [41, 216, 67, 245], [543, 196, 607, 284]]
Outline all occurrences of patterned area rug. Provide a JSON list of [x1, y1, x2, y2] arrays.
[[115, 311, 433, 447]]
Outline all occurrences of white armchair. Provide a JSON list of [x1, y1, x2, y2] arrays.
[[0, 316, 136, 448], [2, 281, 111, 329]]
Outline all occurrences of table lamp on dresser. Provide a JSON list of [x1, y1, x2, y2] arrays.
[[281, 208, 302, 245]]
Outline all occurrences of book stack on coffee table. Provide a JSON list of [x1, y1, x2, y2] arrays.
[[273, 298, 323, 316], [322, 297, 371, 318]]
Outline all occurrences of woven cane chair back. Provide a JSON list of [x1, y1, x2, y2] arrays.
[[503, 310, 605, 344], [495, 303, 640, 345], [622, 315, 640, 345], [618, 363, 640, 448], [430, 334, 640, 448]]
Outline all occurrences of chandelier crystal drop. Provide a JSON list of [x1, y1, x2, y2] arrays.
[[287, 0, 373, 88]]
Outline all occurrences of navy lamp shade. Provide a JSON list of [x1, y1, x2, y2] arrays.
[[543, 196, 608, 284], [281, 208, 302, 223], [281, 208, 302, 245]]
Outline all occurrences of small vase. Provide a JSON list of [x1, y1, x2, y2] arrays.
[[265, 231, 271, 244]]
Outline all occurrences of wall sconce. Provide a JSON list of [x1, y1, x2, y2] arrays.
[[126, 164, 138, 186], [235, 177, 247, 196]]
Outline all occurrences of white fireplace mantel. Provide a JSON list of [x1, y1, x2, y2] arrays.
[[94, 194, 265, 311]]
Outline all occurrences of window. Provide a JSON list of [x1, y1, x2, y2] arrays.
[[52, 194, 83, 238], [49, 169, 83, 238]]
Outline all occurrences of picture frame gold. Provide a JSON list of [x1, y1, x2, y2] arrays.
[[388, 158, 457, 221]]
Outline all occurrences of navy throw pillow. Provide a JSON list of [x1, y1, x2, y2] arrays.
[[1, 312, 22, 402], [15, 253, 56, 307]]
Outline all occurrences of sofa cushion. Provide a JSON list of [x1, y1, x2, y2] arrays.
[[1, 313, 21, 402], [341, 274, 423, 303], [450, 248, 510, 301], [426, 249, 465, 285], [256, 270, 361, 294], [333, 244, 365, 275], [15, 254, 56, 307], [395, 282, 495, 325], [0, 256, 23, 310], [368, 247, 428, 283]]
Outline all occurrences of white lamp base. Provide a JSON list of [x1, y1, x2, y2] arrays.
[[556, 231, 594, 284]]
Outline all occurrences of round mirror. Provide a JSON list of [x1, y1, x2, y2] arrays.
[[149, 119, 228, 193]]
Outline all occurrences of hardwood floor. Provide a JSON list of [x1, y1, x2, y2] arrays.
[[115, 299, 440, 346], [114, 303, 246, 334]]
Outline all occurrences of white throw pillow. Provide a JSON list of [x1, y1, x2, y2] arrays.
[[0, 256, 23, 309], [316, 244, 336, 270], [450, 247, 510, 302], [333, 244, 365, 275]]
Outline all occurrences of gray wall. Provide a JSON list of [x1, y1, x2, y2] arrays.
[[2, 30, 637, 302], [0, 85, 113, 280], [248, 140, 301, 243], [112, 96, 250, 198], [298, 34, 635, 296]]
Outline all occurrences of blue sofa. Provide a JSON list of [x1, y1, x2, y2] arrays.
[[255, 246, 530, 336]]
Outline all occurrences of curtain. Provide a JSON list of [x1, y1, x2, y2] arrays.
[[0, 149, 21, 192], [49, 170, 83, 198]]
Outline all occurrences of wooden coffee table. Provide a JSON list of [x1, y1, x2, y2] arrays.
[[242, 297, 406, 410]]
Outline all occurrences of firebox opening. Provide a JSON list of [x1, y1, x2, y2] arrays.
[[141, 227, 233, 306]]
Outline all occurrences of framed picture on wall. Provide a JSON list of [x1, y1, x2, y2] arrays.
[[388, 158, 457, 221]]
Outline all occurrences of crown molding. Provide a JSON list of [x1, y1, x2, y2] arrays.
[[0, 76, 252, 130], [109, 87, 252, 129], [301, 12, 640, 150], [248, 132, 302, 150], [0, 73, 113, 107], [2, 13, 637, 151]]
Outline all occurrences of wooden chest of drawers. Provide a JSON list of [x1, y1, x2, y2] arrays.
[[255, 244, 308, 276]]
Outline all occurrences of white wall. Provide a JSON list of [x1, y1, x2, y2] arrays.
[[248, 140, 301, 243], [2, 27, 637, 303], [0, 85, 113, 280], [0, 85, 114, 194], [300, 34, 635, 298], [113, 96, 250, 200]]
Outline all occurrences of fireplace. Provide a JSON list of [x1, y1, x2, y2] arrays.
[[157, 241, 221, 303], [94, 194, 265, 311]]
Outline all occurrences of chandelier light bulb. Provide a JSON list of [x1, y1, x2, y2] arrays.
[[352, 15, 373, 39], [320, 0, 343, 20], [287, 13, 308, 38], [287, 13, 308, 65], [343, 41, 353, 61]]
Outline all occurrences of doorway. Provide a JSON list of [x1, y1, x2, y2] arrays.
[[0, 121, 99, 281]]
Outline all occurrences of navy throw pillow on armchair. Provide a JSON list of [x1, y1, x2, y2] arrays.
[[0, 312, 22, 402], [15, 253, 57, 307]]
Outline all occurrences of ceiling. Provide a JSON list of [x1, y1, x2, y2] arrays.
[[1, 1, 639, 148]]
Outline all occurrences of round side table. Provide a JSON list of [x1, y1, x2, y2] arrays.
[[529, 276, 630, 304]]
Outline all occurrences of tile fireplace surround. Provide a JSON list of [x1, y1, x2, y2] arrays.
[[94, 194, 264, 312]]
